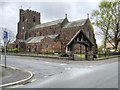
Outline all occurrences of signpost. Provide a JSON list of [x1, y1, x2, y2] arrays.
[[3, 30, 8, 68]]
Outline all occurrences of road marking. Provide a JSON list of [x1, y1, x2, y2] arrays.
[[60, 64, 67, 65], [9, 66, 19, 70], [44, 76, 48, 77], [31, 79, 36, 82], [88, 66, 93, 68], [65, 67, 72, 70], [32, 72, 35, 75], [45, 61, 50, 63]]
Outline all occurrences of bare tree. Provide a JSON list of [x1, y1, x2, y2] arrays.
[[0, 27, 15, 50]]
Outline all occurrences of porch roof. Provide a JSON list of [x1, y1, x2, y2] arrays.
[[67, 30, 94, 47]]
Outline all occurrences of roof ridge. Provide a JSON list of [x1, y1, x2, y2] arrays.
[[63, 18, 87, 28], [69, 18, 87, 23], [41, 18, 64, 24], [33, 18, 65, 29]]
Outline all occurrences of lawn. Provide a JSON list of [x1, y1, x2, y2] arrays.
[[74, 54, 85, 58]]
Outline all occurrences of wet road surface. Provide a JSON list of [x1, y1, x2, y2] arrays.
[[0, 55, 119, 88]]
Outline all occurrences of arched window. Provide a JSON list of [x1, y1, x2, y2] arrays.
[[16, 44, 18, 48], [33, 16, 35, 22]]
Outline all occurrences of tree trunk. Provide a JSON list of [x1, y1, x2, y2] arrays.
[[103, 29, 109, 56], [114, 38, 119, 52]]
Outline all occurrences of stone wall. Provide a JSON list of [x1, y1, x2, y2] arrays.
[[17, 9, 40, 40]]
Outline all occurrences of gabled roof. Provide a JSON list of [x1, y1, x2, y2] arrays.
[[34, 19, 65, 29], [63, 19, 87, 28], [67, 30, 94, 46]]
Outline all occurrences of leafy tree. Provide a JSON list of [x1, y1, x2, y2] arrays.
[[98, 44, 104, 53], [91, 1, 120, 52], [109, 1, 120, 51]]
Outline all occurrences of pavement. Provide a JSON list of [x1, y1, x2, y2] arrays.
[[0, 55, 119, 88], [0, 65, 33, 88]]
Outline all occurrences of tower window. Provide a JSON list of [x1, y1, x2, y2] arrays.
[[23, 16, 25, 22], [21, 45, 23, 48], [16, 44, 18, 48], [33, 16, 35, 22]]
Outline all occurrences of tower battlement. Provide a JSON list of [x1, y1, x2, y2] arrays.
[[20, 9, 40, 15]]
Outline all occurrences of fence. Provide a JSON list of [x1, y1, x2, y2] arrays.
[[97, 52, 120, 58]]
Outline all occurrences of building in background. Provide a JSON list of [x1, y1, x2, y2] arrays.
[[106, 39, 120, 52]]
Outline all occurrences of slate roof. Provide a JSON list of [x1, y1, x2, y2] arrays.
[[26, 34, 59, 44], [34, 19, 65, 29], [63, 19, 87, 28], [26, 36, 45, 44]]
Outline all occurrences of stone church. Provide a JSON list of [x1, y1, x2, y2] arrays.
[[10, 9, 97, 59]]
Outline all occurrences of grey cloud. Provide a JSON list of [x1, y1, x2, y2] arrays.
[[0, 1, 101, 45], [29, 2, 99, 22], [29, 2, 71, 22]]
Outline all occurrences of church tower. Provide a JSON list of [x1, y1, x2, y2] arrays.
[[16, 9, 40, 41]]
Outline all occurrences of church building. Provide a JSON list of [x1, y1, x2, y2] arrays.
[[10, 9, 97, 59]]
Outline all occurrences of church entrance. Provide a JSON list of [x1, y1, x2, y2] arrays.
[[66, 30, 94, 60]]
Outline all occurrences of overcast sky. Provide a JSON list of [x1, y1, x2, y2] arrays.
[[0, 0, 102, 45]]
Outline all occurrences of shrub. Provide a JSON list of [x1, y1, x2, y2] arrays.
[[8, 48, 19, 53], [60, 53, 69, 57]]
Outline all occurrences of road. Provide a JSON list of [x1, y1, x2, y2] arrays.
[[0, 55, 119, 88], [37, 61, 118, 88]]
